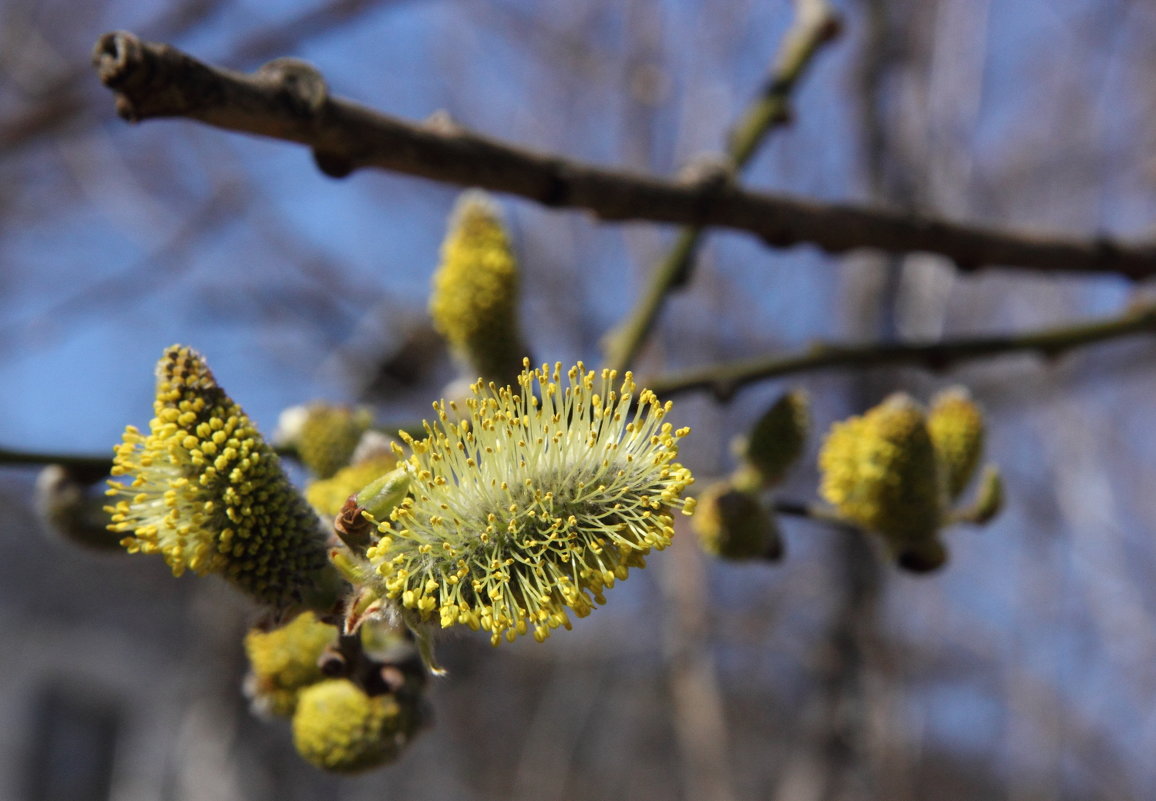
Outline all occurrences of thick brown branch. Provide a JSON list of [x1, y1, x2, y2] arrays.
[[92, 31, 1156, 279]]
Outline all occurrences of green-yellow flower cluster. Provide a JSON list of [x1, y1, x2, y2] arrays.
[[818, 389, 995, 571], [429, 191, 526, 382], [244, 611, 337, 717], [690, 390, 807, 561], [691, 481, 781, 561], [105, 345, 340, 612], [245, 611, 427, 772], [731, 389, 810, 491], [364, 361, 695, 645], [927, 387, 986, 502], [292, 678, 423, 773], [293, 404, 375, 480]]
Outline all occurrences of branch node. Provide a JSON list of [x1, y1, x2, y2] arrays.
[[313, 149, 356, 178], [677, 154, 734, 225], [539, 160, 572, 208], [711, 381, 738, 403], [424, 109, 463, 136], [817, 12, 845, 44], [760, 226, 799, 249], [257, 57, 329, 118]]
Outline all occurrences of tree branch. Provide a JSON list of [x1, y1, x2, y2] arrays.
[[647, 301, 1156, 400], [602, 0, 843, 373], [0, 447, 111, 480], [92, 31, 1156, 280]]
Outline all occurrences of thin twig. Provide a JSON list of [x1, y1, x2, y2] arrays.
[[0, 420, 425, 473], [771, 498, 845, 524], [0, 447, 111, 475], [602, 0, 843, 373], [647, 301, 1156, 400], [90, 32, 1156, 281]]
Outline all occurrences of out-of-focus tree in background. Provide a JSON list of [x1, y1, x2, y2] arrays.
[[3, 0, 1156, 799]]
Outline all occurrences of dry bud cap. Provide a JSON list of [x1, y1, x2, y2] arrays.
[[692, 481, 783, 561], [105, 345, 341, 614], [818, 393, 946, 564], [429, 190, 528, 383], [366, 361, 695, 646]]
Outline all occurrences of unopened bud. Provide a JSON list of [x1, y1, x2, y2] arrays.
[[732, 389, 809, 489], [927, 387, 985, 501], [691, 482, 783, 561]]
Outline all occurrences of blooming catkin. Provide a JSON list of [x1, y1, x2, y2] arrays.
[[292, 679, 421, 773], [365, 361, 694, 645], [429, 191, 527, 382], [106, 345, 341, 613], [818, 393, 944, 558], [244, 611, 338, 717]]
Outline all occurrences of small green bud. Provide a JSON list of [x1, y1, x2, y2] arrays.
[[354, 466, 411, 521], [691, 482, 783, 561], [305, 454, 400, 519], [732, 389, 809, 490], [953, 464, 1004, 526]]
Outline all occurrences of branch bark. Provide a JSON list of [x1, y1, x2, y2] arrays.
[[92, 31, 1156, 280], [647, 301, 1156, 400]]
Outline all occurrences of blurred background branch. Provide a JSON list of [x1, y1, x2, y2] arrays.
[[648, 299, 1156, 399]]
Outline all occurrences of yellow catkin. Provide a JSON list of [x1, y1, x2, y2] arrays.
[[429, 191, 527, 382], [244, 612, 337, 717], [105, 345, 341, 613], [819, 393, 945, 560], [365, 361, 694, 645], [927, 387, 985, 501], [294, 405, 375, 480], [292, 679, 420, 773]]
